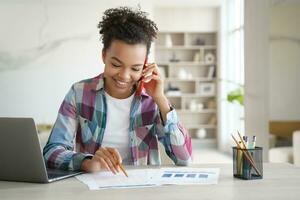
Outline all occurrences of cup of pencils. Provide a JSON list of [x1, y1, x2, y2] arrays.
[[232, 133, 263, 180]]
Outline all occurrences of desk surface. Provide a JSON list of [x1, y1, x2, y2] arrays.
[[1, 163, 300, 200]]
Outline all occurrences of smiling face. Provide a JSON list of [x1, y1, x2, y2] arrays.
[[102, 40, 147, 99]]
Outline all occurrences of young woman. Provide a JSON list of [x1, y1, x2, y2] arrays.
[[43, 7, 192, 174]]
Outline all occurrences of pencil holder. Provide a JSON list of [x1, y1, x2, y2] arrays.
[[232, 147, 263, 180]]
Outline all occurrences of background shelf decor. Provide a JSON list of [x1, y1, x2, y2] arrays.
[[155, 32, 218, 148]]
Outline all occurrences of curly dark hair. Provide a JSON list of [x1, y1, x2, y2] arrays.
[[97, 7, 158, 55]]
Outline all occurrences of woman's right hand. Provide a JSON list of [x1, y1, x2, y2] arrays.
[[80, 147, 122, 174]]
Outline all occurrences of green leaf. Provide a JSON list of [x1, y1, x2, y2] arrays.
[[227, 88, 244, 106]]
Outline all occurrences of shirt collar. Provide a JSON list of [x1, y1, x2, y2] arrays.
[[94, 73, 105, 91]]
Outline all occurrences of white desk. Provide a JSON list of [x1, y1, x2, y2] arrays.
[[0, 163, 300, 200]]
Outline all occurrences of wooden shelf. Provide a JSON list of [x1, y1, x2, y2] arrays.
[[155, 31, 218, 143], [191, 138, 217, 148], [156, 45, 217, 50], [158, 61, 216, 66], [192, 138, 217, 143], [177, 109, 217, 114], [165, 77, 216, 82], [185, 124, 217, 129], [166, 93, 216, 98]]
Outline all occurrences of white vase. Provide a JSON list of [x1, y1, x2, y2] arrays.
[[195, 128, 207, 139], [189, 100, 198, 111], [178, 68, 187, 79], [165, 34, 173, 47], [197, 103, 204, 110]]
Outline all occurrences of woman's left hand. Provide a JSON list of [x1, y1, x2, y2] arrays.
[[142, 62, 172, 123], [142, 63, 164, 100]]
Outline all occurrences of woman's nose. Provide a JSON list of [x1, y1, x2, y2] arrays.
[[118, 69, 131, 80]]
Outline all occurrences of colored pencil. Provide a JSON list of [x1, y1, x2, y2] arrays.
[[231, 134, 262, 177], [118, 163, 128, 177]]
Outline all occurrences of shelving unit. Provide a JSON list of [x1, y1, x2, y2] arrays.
[[155, 32, 218, 148]]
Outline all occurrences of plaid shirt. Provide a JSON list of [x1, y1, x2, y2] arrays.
[[43, 73, 192, 171]]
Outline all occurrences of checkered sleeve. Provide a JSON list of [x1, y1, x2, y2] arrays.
[[156, 108, 193, 166], [43, 85, 93, 171]]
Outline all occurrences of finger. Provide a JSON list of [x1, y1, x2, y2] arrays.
[[143, 67, 159, 78], [96, 148, 115, 163], [105, 150, 119, 172], [144, 75, 154, 83], [145, 62, 155, 68], [95, 151, 116, 173], [96, 155, 116, 175], [153, 67, 159, 75], [107, 148, 122, 172], [142, 65, 156, 75], [144, 71, 153, 78], [100, 148, 117, 165], [150, 74, 161, 80], [143, 64, 155, 72], [99, 157, 111, 172], [107, 148, 122, 164], [97, 151, 118, 174], [102, 156, 117, 174], [145, 63, 159, 71], [144, 74, 161, 83], [149, 63, 159, 75], [94, 155, 110, 171]]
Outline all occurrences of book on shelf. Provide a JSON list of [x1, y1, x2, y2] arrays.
[[207, 65, 215, 79], [165, 90, 182, 96]]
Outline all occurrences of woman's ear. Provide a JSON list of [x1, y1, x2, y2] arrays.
[[102, 49, 106, 64]]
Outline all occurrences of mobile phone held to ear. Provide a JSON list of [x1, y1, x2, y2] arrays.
[[135, 57, 148, 96]]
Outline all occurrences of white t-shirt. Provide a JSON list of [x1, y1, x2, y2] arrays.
[[102, 92, 134, 164]]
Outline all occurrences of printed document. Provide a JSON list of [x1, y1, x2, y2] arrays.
[[76, 168, 220, 190]]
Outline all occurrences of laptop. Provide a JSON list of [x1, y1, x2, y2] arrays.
[[0, 117, 83, 183]]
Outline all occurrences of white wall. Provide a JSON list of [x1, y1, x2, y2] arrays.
[[269, 4, 300, 120], [154, 7, 218, 32], [244, 1, 300, 160], [0, 0, 221, 124], [244, 0, 270, 160], [0, 0, 152, 123]]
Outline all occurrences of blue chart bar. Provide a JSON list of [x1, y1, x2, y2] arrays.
[[174, 174, 184, 177], [199, 174, 208, 178], [162, 173, 172, 178], [162, 172, 210, 179], [186, 174, 196, 178]]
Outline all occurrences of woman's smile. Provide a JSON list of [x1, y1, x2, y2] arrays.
[[112, 77, 131, 89]]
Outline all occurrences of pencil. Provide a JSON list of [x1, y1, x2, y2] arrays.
[[118, 163, 128, 177], [231, 134, 262, 177], [237, 131, 261, 173], [237, 131, 258, 167]]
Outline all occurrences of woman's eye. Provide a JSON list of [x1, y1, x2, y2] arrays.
[[112, 63, 121, 67], [132, 68, 140, 72]]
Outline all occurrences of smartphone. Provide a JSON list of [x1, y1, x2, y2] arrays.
[[135, 57, 148, 96]]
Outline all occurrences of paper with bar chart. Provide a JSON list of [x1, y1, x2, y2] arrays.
[[154, 168, 220, 185], [76, 168, 220, 190]]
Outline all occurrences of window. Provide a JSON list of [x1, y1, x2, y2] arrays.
[[219, 0, 244, 153]]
